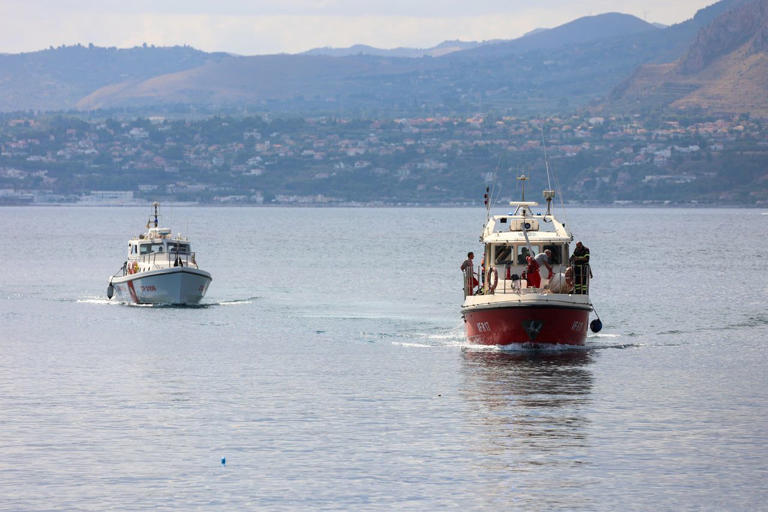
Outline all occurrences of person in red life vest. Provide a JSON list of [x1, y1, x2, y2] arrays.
[[525, 254, 541, 288], [460, 251, 479, 292]]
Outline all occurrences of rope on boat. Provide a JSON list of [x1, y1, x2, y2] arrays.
[[590, 303, 603, 333]]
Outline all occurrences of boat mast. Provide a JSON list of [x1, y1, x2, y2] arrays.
[[484, 186, 491, 222], [153, 201, 159, 228]]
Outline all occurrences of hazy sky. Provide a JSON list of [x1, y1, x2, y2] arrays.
[[1, 0, 719, 55]]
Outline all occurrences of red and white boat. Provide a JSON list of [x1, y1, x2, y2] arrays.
[[107, 202, 212, 305], [461, 177, 593, 347]]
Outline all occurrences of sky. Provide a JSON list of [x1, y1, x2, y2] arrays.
[[0, 0, 719, 55]]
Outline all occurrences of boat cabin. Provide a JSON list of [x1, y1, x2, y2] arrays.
[[125, 226, 197, 274], [466, 199, 577, 295]]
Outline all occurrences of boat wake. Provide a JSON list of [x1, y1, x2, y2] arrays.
[[77, 296, 259, 308], [76, 297, 122, 306], [390, 341, 438, 348], [462, 341, 591, 353], [589, 332, 620, 338], [390, 325, 467, 349], [461, 339, 639, 353], [587, 341, 640, 350], [631, 314, 768, 337], [717, 314, 768, 329], [389, 324, 637, 353], [215, 296, 259, 306]]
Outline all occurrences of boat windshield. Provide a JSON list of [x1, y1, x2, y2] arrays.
[[494, 246, 514, 265], [495, 245, 550, 265], [542, 244, 565, 264], [167, 242, 190, 254], [139, 243, 165, 254], [494, 244, 571, 265], [517, 246, 541, 263]]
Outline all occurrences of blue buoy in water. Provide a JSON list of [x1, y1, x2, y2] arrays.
[[221, 458, 226, 466], [590, 319, 603, 333]]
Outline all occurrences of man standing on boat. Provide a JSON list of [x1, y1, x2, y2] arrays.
[[461, 252, 479, 293], [570, 242, 590, 294]]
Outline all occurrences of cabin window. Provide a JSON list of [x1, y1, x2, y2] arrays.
[[167, 242, 190, 254], [152, 244, 164, 253], [494, 246, 514, 265], [542, 244, 563, 265], [139, 244, 151, 254], [517, 246, 540, 264]]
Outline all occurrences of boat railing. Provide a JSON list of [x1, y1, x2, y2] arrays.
[[462, 267, 477, 297], [117, 251, 199, 276], [464, 263, 590, 297]]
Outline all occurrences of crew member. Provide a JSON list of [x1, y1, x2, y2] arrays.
[[570, 241, 590, 294], [461, 251, 478, 293], [535, 249, 554, 282], [525, 254, 541, 288]]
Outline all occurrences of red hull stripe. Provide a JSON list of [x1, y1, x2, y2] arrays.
[[464, 306, 590, 346], [126, 280, 139, 303]]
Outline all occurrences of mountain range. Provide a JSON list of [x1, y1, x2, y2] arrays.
[[609, 0, 768, 116], [0, 0, 765, 117], [302, 40, 485, 58]]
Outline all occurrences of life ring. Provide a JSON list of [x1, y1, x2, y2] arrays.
[[488, 267, 498, 293], [132, 261, 139, 274]]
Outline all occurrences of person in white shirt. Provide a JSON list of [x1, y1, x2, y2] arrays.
[[535, 249, 554, 281]]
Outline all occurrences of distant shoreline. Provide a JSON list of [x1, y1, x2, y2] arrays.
[[1, 202, 764, 209]]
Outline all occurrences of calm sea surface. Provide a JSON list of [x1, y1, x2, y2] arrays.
[[1, 206, 767, 511]]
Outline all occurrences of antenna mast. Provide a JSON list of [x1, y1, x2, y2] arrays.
[[517, 174, 528, 202], [540, 128, 557, 216]]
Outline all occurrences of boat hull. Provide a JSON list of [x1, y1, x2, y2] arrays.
[[110, 267, 212, 305], [462, 302, 590, 347]]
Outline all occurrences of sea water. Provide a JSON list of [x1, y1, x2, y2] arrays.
[[0, 206, 766, 510]]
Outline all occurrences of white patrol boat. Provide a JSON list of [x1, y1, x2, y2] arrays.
[[461, 176, 598, 347], [107, 202, 212, 305]]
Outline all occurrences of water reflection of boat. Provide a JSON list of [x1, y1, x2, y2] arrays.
[[459, 350, 595, 508], [460, 349, 593, 446], [461, 350, 593, 402], [464, 349, 592, 365]]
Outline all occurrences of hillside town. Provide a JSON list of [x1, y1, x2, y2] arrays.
[[0, 112, 766, 205]]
